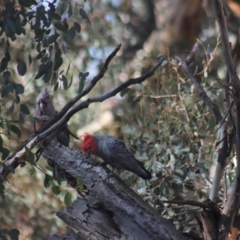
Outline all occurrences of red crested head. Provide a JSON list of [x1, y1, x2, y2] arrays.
[[81, 133, 98, 153]]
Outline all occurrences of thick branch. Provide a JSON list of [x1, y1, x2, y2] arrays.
[[43, 140, 185, 240]]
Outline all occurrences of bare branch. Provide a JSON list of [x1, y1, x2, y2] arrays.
[[176, 43, 229, 205], [39, 56, 165, 141], [212, 0, 236, 83], [185, 42, 200, 65], [163, 200, 218, 211], [37, 44, 122, 134], [175, 56, 222, 123]]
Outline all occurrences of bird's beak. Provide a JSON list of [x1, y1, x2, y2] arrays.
[[39, 102, 44, 111]]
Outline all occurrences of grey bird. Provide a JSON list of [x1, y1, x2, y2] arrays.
[[34, 88, 70, 146], [81, 133, 151, 180]]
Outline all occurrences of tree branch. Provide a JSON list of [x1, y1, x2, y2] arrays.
[[0, 56, 165, 181], [211, 0, 240, 239], [37, 44, 122, 134], [39, 56, 165, 141], [43, 140, 185, 240], [175, 55, 222, 123]]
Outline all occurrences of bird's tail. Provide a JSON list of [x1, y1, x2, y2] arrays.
[[133, 160, 152, 180]]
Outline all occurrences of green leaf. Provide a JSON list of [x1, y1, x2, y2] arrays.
[[1, 84, 13, 97], [17, 60, 27, 76], [47, 32, 60, 44], [28, 54, 32, 66], [66, 63, 70, 75], [44, 174, 53, 188], [3, 71, 10, 84], [79, 9, 91, 25], [0, 57, 9, 73], [35, 63, 49, 80], [68, 27, 75, 40], [54, 20, 68, 32], [68, 3, 72, 17], [46, 165, 53, 172], [35, 71, 45, 80], [54, 57, 63, 71], [54, 81, 59, 91], [41, 56, 50, 63], [62, 75, 68, 90], [74, 22, 81, 33], [68, 73, 73, 88], [64, 192, 72, 206], [9, 124, 21, 137], [19, 113, 24, 124], [29, 166, 36, 175], [57, 178, 67, 187], [5, 51, 11, 62], [26, 149, 35, 165], [36, 49, 46, 60], [2, 147, 10, 160], [78, 78, 84, 94], [43, 67, 53, 83], [20, 104, 30, 115], [37, 42, 41, 52], [52, 185, 61, 196], [78, 72, 89, 94], [14, 83, 24, 94], [6, 19, 16, 33]]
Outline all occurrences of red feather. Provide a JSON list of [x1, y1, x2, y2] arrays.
[[81, 133, 98, 153]]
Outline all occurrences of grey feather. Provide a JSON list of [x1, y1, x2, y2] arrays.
[[34, 89, 70, 147], [93, 135, 151, 180]]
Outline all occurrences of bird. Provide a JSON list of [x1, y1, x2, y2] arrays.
[[34, 88, 70, 146], [81, 133, 151, 180], [34, 89, 80, 181]]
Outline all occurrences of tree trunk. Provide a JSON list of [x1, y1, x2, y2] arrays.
[[43, 140, 185, 240]]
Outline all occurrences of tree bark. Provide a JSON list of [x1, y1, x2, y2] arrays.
[[43, 140, 185, 240]]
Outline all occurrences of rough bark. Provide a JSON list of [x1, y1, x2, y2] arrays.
[[43, 140, 185, 240]]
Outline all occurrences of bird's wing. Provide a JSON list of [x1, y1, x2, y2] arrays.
[[108, 137, 140, 169]]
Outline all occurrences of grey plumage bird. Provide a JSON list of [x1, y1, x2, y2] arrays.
[[81, 134, 151, 180], [34, 88, 70, 146]]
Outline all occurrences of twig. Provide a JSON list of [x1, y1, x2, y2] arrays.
[[176, 56, 222, 123], [163, 200, 217, 211], [212, 0, 236, 85], [217, 101, 233, 131], [185, 42, 199, 65], [37, 44, 122, 134], [39, 56, 165, 141]]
